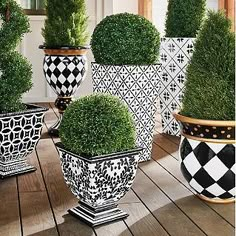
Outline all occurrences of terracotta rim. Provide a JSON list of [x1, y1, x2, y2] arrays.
[[198, 194, 235, 204], [43, 48, 88, 56]]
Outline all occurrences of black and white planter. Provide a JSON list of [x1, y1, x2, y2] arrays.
[[92, 63, 162, 162], [40, 46, 89, 136], [159, 38, 195, 136], [174, 113, 235, 203], [0, 104, 47, 178], [56, 143, 142, 226]]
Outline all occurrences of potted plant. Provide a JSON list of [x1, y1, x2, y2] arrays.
[[159, 0, 205, 136], [174, 11, 235, 203], [55, 94, 142, 226], [39, 0, 89, 136], [91, 13, 161, 162], [0, 0, 47, 178]]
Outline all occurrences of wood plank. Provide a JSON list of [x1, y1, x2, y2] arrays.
[[132, 169, 206, 236], [0, 178, 21, 236]]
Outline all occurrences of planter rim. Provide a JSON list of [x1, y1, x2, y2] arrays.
[[91, 62, 162, 67], [161, 37, 195, 39], [0, 104, 48, 118], [56, 142, 143, 163], [39, 45, 90, 50], [173, 112, 235, 127]]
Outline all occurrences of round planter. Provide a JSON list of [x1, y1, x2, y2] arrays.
[[92, 63, 162, 162], [174, 113, 235, 203], [56, 142, 142, 226], [159, 38, 195, 136], [40, 46, 89, 136], [0, 104, 48, 178]]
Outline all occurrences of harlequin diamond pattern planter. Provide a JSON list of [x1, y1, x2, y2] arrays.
[[92, 63, 161, 162], [56, 142, 142, 226], [0, 105, 47, 178], [159, 38, 195, 136], [174, 113, 235, 203]]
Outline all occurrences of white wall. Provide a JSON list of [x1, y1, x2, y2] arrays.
[[153, 0, 219, 36]]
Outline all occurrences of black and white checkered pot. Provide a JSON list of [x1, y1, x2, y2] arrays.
[[159, 38, 195, 136], [174, 113, 235, 203], [56, 142, 142, 226], [92, 63, 161, 162], [0, 105, 47, 178], [41, 48, 88, 136]]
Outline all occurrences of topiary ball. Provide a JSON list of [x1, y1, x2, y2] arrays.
[[91, 13, 160, 65], [59, 94, 136, 157]]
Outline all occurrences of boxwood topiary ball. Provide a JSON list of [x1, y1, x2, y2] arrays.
[[91, 13, 160, 65], [59, 94, 136, 157]]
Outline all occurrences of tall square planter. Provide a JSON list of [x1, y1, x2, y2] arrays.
[[92, 63, 161, 162], [158, 37, 195, 136]]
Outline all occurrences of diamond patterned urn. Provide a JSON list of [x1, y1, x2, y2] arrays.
[[174, 113, 235, 203], [40, 47, 89, 136], [159, 38, 195, 136], [92, 63, 162, 162], [0, 105, 48, 178], [56, 142, 142, 226]]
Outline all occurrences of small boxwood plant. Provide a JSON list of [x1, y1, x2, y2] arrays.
[[91, 13, 160, 65], [60, 94, 136, 157], [181, 11, 235, 120], [0, 0, 32, 113], [165, 0, 206, 37], [42, 0, 89, 48]]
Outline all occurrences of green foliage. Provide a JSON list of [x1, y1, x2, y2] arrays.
[[60, 94, 136, 157], [165, 0, 206, 37], [181, 11, 235, 120], [0, 0, 32, 113], [91, 13, 160, 65], [42, 0, 89, 47]]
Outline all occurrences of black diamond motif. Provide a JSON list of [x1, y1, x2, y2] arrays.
[[180, 162, 193, 182], [217, 144, 235, 169], [193, 142, 216, 166], [217, 170, 235, 191], [193, 168, 215, 188], [180, 138, 192, 160], [218, 192, 234, 199], [201, 190, 216, 198], [53, 68, 61, 78], [62, 69, 71, 78], [53, 57, 61, 66]]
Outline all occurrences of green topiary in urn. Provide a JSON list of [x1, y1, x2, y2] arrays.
[[60, 94, 136, 157]]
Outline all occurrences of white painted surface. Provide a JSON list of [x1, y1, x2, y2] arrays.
[[113, 0, 138, 14]]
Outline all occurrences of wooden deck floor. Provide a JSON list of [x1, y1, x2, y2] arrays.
[[0, 103, 235, 236]]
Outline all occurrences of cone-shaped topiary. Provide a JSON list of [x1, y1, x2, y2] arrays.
[[181, 11, 235, 120], [91, 13, 160, 65], [42, 0, 89, 47], [165, 0, 206, 37], [0, 0, 32, 113], [59, 94, 136, 157]]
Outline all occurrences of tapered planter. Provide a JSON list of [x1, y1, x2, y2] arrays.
[[174, 113, 235, 203], [40, 47, 89, 136], [56, 142, 142, 226], [159, 38, 195, 136], [0, 104, 48, 178], [92, 63, 161, 162]]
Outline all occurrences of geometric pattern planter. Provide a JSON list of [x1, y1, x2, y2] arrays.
[[159, 38, 195, 136], [56, 142, 142, 226], [174, 113, 235, 203], [0, 104, 47, 178], [92, 63, 162, 162]]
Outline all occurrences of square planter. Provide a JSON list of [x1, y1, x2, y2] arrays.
[[92, 63, 161, 162], [0, 104, 48, 178], [56, 142, 142, 226], [159, 37, 195, 136]]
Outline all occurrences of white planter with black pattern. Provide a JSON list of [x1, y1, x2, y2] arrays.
[[174, 113, 235, 203], [56, 143, 142, 226], [92, 63, 161, 162], [159, 38, 195, 136], [0, 105, 47, 178], [40, 47, 89, 136]]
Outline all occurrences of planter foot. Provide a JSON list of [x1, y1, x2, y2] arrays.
[[48, 114, 62, 137], [68, 202, 129, 227], [198, 194, 235, 204]]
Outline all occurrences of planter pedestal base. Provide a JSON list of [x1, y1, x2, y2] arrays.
[[198, 195, 235, 204], [0, 160, 36, 179], [68, 202, 128, 227]]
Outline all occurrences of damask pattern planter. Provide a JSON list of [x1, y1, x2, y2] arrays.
[[159, 38, 195, 136], [56, 142, 142, 226], [174, 113, 235, 203], [0, 104, 47, 178], [92, 63, 161, 162]]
